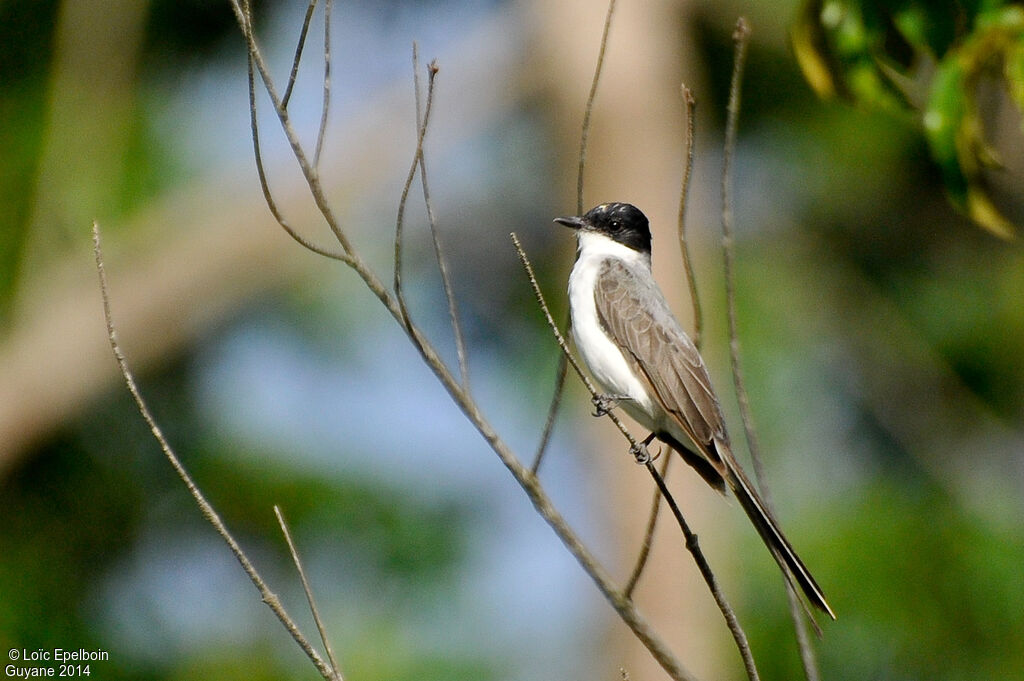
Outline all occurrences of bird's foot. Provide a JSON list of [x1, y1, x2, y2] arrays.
[[592, 393, 632, 417], [630, 433, 660, 464]]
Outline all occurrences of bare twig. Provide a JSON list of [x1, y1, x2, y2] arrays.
[[232, 0, 355, 256], [93, 222, 335, 681], [626, 83, 703, 596], [274, 506, 342, 681], [531, 328, 568, 474], [643, 460, 760, 681], [576, 0, 617, 214], [624, 452, 671, 597], [512, 233, 760, 681], [313, 0, 332, 167], [535, 0, 618, 473], [282, 0, 319, 109], [720, 18, 821, 680], [412, 54, 470, 390], [245, 9, 351, 264], [394, 46, 440, 342], [677, 84, 702, 348]]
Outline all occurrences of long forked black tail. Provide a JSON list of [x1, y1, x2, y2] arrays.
[[717, 439, 836, 621]]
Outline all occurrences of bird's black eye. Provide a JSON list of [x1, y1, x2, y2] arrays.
[[611, 219, 621, 231]]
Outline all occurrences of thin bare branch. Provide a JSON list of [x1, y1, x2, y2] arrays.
[[577, 0, 617, 214], [394, 46, 441, 339], [93, 222, 335, 681], [231, 0, 355, 256], [245, 18, 352, 264], [721, 17, 763, 506], [535, 0, 617, 474], [513, 232, 761, 681], [677, 84, 703, 349], [414, 58, 471, 390], [313, 0, 332, 167], [531, 333, 568, 474], [274, 506, 342, 681], [625, 83, 704, 599], [720, 17, 822, 680], [624, 453, 672, 597], [643, 459, 760, 681], [282, 0, 319, 109]]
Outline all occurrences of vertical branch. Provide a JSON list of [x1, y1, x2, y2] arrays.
[[625, 82, 701, 603], [413, 57, 471, 390], [721, 20, 762, 492], [531, 342, 568, 474], [576, 0, 617, 213], [313, 0, 332, 167], [720, 18, 821, 681], [534, 0, 618, 473], [231, 0, 356, 257], [677, 85, 703, 349], [394, 45, 435, 328], [275, 506, 342, 681], [283, 0, 320, 109], [623, 452, 671, 597], [93, 223, 335, 681]]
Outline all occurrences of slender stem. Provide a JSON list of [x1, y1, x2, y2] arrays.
[[283, 0, 319, 109], [231, 0, 355, 256], [720, 18, 821, 681], [644, 460, 760, 681], [577, 0, 617, 214], [314, 0, 332, 167], [274, 506, 342, 681], [531, 332, 568, 475], [93, 223, 334, 681], [677, 84, 703, 349], [415, 59, 470, 390], [245, 14, 350, 264], [394, 45, 443, 359], [536, 0, 617, 473], [624, 453, 672, 597]]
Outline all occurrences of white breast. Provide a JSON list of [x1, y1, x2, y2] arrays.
[[567, 232, 659, 430]]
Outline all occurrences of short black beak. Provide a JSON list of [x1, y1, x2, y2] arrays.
[[553, 215, 586, 230]]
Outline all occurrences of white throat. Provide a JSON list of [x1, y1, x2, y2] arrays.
[[574, 230, 651, 269]]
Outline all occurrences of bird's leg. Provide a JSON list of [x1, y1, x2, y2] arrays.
[[630, 432, 659, 464], [592, 393, 633, 417]]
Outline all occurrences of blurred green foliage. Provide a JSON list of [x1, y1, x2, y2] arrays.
[[792, 0, 1024, 237], [745, 480, 1024, 681]]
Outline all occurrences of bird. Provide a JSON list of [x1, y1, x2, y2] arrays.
[[554, 201, 835, 620]]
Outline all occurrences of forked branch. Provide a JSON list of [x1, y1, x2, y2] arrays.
[[92, 223, 339, 681], [231, 6, 702, 680]]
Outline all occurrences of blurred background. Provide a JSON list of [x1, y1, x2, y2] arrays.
[[1, 1, 1022, 680]]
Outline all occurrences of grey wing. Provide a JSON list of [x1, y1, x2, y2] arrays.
[[593, 258, 728, 458]]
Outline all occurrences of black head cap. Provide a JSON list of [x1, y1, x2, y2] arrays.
[[554, 202, 652, 254]]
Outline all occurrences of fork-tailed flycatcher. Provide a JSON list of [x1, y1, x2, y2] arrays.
[[555, 201, 835, 620]]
